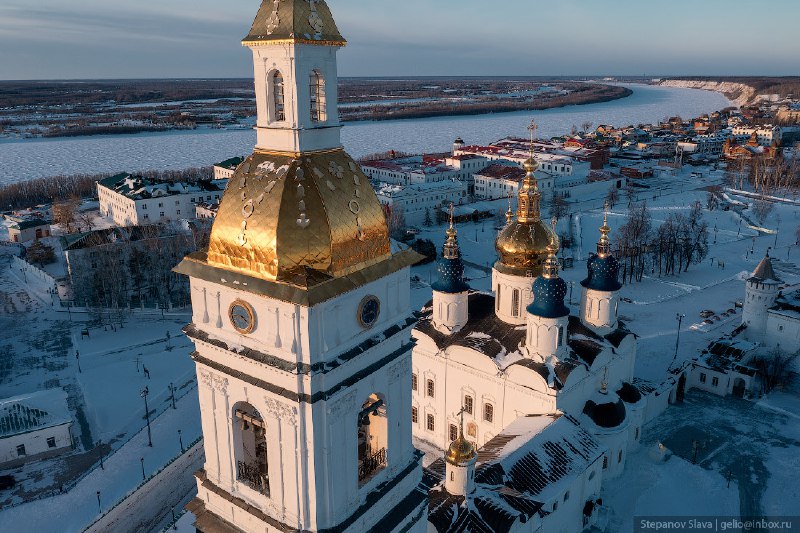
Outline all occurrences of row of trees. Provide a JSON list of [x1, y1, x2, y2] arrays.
[[613, 201, 710, 284], [69, 223, 210, 310], [725, 155, 800, 196], [0, 167, 214, 212]]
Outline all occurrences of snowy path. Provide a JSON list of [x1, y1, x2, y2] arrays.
[[0, 388, 202, 533]]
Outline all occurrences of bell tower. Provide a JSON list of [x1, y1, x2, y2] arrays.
[[177, 2, 428, 532], [245, 0, 344, 154]]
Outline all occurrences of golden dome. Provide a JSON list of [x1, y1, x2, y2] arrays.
[[494, 158, 554, 276], [206, 149, 391, 286], [523, 157, 539, 173], [446, 433, 477, 465]]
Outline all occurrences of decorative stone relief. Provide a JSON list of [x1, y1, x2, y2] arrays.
[[327, 390, 357, 419], [264, 397, 298, 426]]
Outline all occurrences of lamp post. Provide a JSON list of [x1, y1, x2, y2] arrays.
[[671, 313, 685, 370], [170, 382, 176, 409], [141, 386, 152, 447], [140, 457, 146, 481], [178, 429, 184, 453], [97, 439, 104, 470], [76, 350, 81, 374], [96, 491, 101, 514]]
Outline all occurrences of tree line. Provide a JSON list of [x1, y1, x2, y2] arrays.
[[0, 166, 214, 211]]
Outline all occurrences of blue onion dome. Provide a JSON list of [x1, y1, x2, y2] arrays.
[[581, 208, 622, 292], [432, 210, 470, 294], [527, 221, 569, 319]]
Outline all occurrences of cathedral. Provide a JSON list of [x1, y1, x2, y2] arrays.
[[412, 158, 642, 532], [175, 1, 657, 532]]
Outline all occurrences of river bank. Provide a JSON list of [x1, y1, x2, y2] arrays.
[[0, 84, 731, 185]]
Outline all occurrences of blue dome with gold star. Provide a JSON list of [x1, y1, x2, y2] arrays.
[[581, 210, 622, 292], [526, 225, 569, 319], [527, 275, 570, 318], [431, 214, 470, 294], [582, 254, 622, 292]]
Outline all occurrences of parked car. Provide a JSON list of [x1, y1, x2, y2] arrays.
[[700, 310, 715, 318], [0, 475, 15, 490]]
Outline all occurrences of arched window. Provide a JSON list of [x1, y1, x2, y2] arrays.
[[310, 70, 326, 122], [484, 403, 494, 423], [511, 289, 520, 317], [233, 402, 269, 495], [358, 393, 387, 486], [272, 71, 285, 122]]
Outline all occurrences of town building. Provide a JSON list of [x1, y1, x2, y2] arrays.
[[5, 216, 52, 243], [377, 180, 469, 227], [213, 156, 245, 180], [731, 124, 782, 146], [60, 222, 199, 307], [361, 154, 490, 196], [194, 202, 219, 220], [473, 164, 526, 199], [0, 389, 73, 468], [176, 2, 427, 531], [97, 173, 227, 227]]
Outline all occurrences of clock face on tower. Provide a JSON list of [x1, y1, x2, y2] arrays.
[[358, 295, 381, 329], [229, 300, 256, 334]]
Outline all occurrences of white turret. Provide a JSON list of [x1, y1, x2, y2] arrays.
[[742, 250, 781, 343], [453, 137, 465, 155], [526, 220, 570, 362], [580, 208, 623, 334], [443, 412, 477, 496], [431, 206, 470, 334]]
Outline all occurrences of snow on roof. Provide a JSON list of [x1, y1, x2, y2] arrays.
[[475, 414, 604, 502], [98, 174, 228, 201], [0, 389, 72, 439]]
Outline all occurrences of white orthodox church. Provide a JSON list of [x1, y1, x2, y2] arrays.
[[175, 2, 679, 532], [411, 158, 648, 532]]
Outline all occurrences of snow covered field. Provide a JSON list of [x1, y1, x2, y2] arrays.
[[0, 84, 730, 184]]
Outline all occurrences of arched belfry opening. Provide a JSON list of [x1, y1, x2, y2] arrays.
[[272, 71, 285, 122], [310, 70, 327, 122], [233, 402, 270, 496], [358, 393, 388, 486]]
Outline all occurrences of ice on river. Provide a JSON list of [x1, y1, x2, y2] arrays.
[[0, 84, 730, 184]]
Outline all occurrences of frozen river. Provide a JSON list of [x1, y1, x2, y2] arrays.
[[0, 84, 730, 184]]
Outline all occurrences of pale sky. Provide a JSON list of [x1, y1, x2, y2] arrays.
[[1, 0, 797, 80]]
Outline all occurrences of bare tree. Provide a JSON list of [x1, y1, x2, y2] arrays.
[[550, 196, 569, 222], [605, 186, 620, 209], [752, 199, 774, 225], [52, 197, 81, 233], [752, 349, 797, 393], [581, 121, 593, 134]]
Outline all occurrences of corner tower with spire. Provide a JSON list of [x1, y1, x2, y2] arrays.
[[742, 249, 782, 343], [493, 119, 556, 324], [432, 205, 470, 334], [580, 206, 623, 333]]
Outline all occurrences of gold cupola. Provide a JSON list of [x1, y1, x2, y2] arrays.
[[205, 150, 391, 286], [494, 155, 555, 277], [446, 429, 477, 466]]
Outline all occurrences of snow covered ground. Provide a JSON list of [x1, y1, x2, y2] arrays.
[[0, 84, 730, 183], [604, 387, 800, 531], [0, 253, 198, 524]]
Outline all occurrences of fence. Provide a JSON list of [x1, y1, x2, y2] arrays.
[[11, 254, 58, 291], [83, 438, 204, 533]]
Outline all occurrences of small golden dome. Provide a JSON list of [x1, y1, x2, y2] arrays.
[[523, 157, 539, 173], [446, 433, 477, 465], [206, 149, 391, 286]]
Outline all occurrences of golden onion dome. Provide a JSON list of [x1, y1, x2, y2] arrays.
[[206, 149, 391, 286], [494, 158, 554, 277], [446, 433, 477, 465]]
